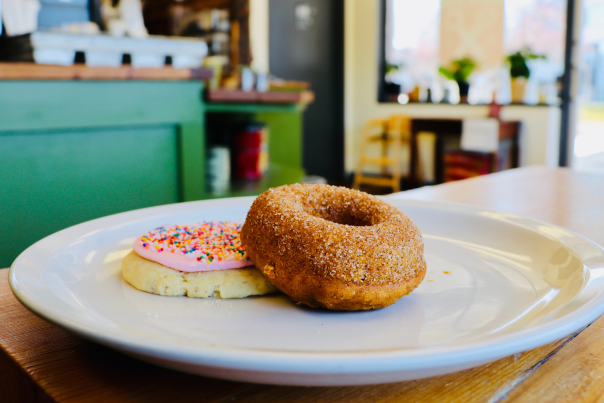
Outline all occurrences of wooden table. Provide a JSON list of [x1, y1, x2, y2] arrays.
[[2, 166, 604, 402]]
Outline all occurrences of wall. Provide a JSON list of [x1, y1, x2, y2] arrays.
[[440, 0, 504, 70], [250, 0, 269, 73], [344, 0, 561, 175]]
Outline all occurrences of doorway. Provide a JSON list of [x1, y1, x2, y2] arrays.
[[269, 0, 345, 182]]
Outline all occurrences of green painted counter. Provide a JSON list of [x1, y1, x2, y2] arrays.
[[0, 81, 305, 267]]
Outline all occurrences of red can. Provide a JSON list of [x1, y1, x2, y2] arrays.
[[233, 124, 269, 180]]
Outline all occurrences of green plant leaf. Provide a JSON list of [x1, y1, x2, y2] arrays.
[[439, 57, 477, 83], [438, 67, 455, 81], [506, 48, 546, 79]]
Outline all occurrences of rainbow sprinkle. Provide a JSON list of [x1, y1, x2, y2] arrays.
[[139, 222, 250, 264]]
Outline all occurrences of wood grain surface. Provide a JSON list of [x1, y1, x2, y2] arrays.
[[2, 166, 604, 402], [0, 63, 213, 80], [206, 88, 315, 104]]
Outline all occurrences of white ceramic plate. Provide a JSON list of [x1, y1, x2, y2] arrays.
[[9, 197, 604, 386]]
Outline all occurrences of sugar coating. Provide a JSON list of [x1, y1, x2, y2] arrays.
[[240, 184, 427, 310]]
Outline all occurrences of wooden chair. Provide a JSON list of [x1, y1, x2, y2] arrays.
[[353, 116, 411, 193]]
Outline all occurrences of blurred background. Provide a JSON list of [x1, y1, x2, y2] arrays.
[[0, 0, 601, 267]]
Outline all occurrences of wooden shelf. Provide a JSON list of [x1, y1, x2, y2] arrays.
[[379, 99, 560, 107], [204, 102, 306, 113], [206, 88, 315, 105], [0, 63, 213, 81]]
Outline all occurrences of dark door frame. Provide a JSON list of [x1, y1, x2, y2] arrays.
[[559, 0, 577, 167]]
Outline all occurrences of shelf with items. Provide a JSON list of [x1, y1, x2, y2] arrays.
[[409, 118, 520, 187], [202, 162, 305, 199], [0, 32, 210, 68], [201, 103, 308, 199], [143, 0, 249, 79]]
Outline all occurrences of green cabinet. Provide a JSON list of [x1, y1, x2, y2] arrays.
[[0, 81, 305, 267]]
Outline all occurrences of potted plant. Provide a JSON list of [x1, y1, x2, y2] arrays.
[[383, 63, 404, 100], [438, 57, 477, 102], [506, 48, 546, 103]]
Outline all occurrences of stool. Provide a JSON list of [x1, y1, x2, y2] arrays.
[[353, 116, 411, 193]]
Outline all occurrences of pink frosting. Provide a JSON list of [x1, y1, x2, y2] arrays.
[[133, 222, 254, 273]]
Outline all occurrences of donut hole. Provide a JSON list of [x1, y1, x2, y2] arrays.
[[320, 210, 374, 226], [307, 202, 386, 227]]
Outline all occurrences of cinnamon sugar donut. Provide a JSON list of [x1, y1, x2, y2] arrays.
[[240, 184, 426, 310]]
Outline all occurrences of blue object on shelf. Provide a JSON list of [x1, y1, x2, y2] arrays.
[[40, 0, 88, 5], [37, 0, 90, 30]]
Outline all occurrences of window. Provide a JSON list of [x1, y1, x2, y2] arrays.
[[380, 0, 568, 105]]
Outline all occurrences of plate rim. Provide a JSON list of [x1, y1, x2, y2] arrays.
[[9, 196, 604, 376]]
